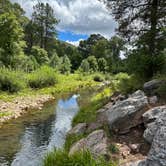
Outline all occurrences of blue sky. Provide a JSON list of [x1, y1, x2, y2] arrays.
[[58, 31, 88, 42], [11, 0, 117, 46]]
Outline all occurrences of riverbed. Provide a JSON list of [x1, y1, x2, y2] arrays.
[[0, 89, 98, 166]]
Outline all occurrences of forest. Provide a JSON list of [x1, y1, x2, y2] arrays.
[[0, 0, 165, 166]]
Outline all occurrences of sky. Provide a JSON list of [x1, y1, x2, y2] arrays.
[[11, 0, 117, 46]]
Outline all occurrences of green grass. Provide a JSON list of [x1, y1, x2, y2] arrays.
[[72, 88, 112, 126], [0, 111, 12, 118], [0, 73, 99, 101], [43, 150, 115, 166]]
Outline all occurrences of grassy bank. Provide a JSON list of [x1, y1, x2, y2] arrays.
[[0, 67, 102, 102]]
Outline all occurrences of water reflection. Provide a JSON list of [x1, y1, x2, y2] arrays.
[[1, 95, 79, 166]]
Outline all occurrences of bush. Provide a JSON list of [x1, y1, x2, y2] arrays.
[[115, 73, 144, 94], [0, 68, 26, 93], [93, 74, 104, 82], [31, 46, 49, 65], [43, 150, 114, 166], [28, 66, 57, 89]]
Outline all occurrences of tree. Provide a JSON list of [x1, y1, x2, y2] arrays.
[[78, 34, 106, 58], [60, 55, 71, 74], [49, 52, 61, 69], [31, 46, 49, 65], [87, 56, 98, 72], [98, 58, 108, 73], [91, 39, 109, 59], [32, 2, 58, 51], [0, 12, 24, 67], [107, 0, 166, 56], [79, 59, 90, 73], [24, 20, 39, 52]]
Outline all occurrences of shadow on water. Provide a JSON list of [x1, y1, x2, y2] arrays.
[[0, 94, 80, 166]]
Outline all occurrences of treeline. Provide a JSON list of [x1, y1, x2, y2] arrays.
[[0, 0, 165, 92], [107, 0, 166, 79], [0, 0, 127, 74]]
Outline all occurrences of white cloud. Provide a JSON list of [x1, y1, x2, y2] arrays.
[[66, 39, 83, 47], [11, 0, 117, 39]]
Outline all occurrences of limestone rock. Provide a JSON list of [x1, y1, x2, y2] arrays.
[[143, 79, 163, 92], [148, 96, 158, 104], [107, 90, 148, 133], [142, 106, 166, 143], [141, 107, 166, 166], [69, 130, 109, 157], [68, 123, 87, 135]]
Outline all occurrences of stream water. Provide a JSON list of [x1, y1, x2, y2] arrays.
[[0, 90, 97, 166]]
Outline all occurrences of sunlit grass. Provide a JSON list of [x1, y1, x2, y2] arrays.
[[43, 150, 116, 166]]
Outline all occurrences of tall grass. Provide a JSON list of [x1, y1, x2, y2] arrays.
[[0, 68, 26, 93], [27, 66, 57, 89], [43, 150, 115, 166]]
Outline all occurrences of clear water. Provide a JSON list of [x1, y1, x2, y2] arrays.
[[0, 91, 94, 166]]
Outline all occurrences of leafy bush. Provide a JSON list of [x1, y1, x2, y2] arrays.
[[31, 46, 49, 65], [28, 66, 57, 89], [127, 52, 166, 79], [93, 74, 104, 82], [115, 73, 143, 94], [0, 68, 26, 93], [44, 150, 114, 166]]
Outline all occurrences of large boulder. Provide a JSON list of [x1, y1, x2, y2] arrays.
[[69, 130, 109, 157], [142, 106, 166, 143], [107, 90, 148, 133], [139, 106, 166, 166], [143, 79, 164, 95]]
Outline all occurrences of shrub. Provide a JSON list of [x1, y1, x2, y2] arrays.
[[93, 74, 104, 82], [43, 150, 114, 166], [28, 66, 57, 89], [31, 46, 49, 65], [115, 73, 144, 94], [0, 68, 26, 93]]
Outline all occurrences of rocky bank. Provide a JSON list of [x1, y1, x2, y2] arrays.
[[0, 95, 54, 126], [68, 79, 166, 165]]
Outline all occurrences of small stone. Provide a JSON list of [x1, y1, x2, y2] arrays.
[[148, 96, 158, 104]]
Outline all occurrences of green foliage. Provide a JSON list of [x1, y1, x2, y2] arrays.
[[93, 74, 104, 82], [98, 58, 108, 73], [127, 51, 166, 79], [92, 88, 112, 102], [59, 55, 71, 74], [0, 68, 26, 93], [79, 59, 90, 73], [115, 73, 143, 95], [64, 134, 85, 152], [87, 56, 98, 72], [43, 150, 114, 166], [31, 46, 49, 65], [49, 52, 61, 70], [28, 66, 57, 89], [31, 2, 58, 51], [156, 83, 166, 99], [73, 91, 110, 126], [0, 12, 24, 67]]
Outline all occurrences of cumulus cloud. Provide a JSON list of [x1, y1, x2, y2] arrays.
[[66, 39, 83, 47], [11, 0, 117, 38]]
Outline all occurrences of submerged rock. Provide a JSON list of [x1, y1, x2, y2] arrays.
[[107, 90, 148, 133], [69, 130, 109, 157]]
